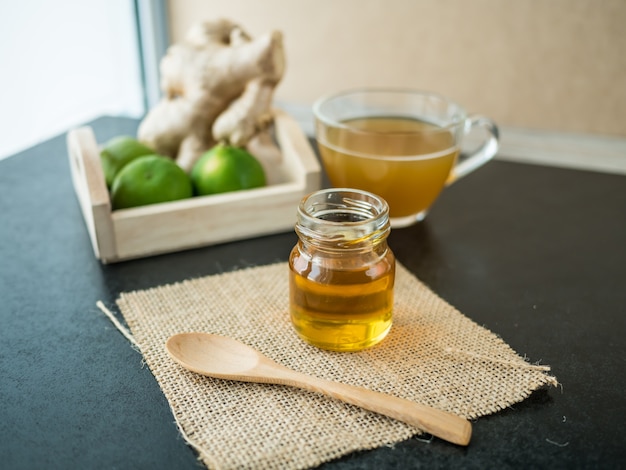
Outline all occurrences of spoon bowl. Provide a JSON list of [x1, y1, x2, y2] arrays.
[[167, 332, 261, 377], [166, 332, 472, 446]]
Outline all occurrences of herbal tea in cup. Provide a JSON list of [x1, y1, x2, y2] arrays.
[[313, 89, 499, 227]]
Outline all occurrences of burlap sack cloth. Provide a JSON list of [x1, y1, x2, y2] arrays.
[[109, 262, 557, 469]]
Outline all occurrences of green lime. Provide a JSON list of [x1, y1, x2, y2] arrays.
[[191, 144, 266, 196], [100, 136, 155, 187], [110, 155, 193, 210]]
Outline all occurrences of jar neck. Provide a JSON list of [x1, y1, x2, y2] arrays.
[[295, 188, 391, 253]]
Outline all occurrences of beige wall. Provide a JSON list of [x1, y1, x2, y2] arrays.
[[166, 0, 626, 137]]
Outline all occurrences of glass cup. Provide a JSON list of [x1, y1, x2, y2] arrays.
[[313, 89, 499, 227]]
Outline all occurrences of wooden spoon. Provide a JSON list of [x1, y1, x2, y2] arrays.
[[166, 332, 472, 446]]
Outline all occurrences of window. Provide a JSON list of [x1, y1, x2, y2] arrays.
[[0, 0, 168, 159]]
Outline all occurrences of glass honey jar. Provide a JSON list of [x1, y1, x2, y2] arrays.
[[289, 188, 395, 351]]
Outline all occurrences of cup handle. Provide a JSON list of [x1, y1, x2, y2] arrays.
[[447, 115, 499, 184]]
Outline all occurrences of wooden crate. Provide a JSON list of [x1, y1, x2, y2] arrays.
[[67, 110, 321, 263]]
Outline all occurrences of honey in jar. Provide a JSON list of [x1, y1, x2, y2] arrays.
[[289, 188, 395, 351]]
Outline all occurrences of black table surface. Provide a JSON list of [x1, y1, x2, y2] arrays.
[[1, 116, 625, 469]]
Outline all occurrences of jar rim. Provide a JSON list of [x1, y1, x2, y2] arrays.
[[299, 188, 388, 221], [296, 188, 390, 248]]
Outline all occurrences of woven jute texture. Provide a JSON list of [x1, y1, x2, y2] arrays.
[[115, 262, 556, 469]]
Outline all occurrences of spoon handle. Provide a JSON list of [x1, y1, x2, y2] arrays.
[[261, 362, 471, 446]]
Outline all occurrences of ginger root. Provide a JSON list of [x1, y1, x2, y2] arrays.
[[138, 19, 285, 173]]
